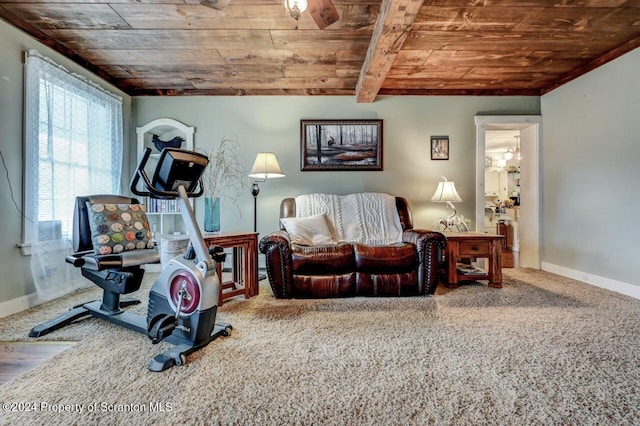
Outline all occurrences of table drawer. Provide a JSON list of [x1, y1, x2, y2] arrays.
[[458, 241, 490, 256]]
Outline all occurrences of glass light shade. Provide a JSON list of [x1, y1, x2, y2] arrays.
[[430, 181, 463, 203], [284, 0, 307, 19], [503, 148, 514, 160], [249, 152, 285, 180], [497, 159, 507, 169]]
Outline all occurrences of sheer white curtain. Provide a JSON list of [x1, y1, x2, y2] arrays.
[[24, 50, 123, 300]]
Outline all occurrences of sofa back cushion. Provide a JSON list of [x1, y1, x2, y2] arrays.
[[292, 193, 404, 245]]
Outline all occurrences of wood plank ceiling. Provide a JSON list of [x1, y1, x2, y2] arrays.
[[1, 0, 639, 102]]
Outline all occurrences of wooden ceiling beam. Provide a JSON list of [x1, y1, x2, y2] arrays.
[[355, 0, 425, 103]]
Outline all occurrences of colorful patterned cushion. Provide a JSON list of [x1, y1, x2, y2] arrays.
[[86, 202, 154, 255]]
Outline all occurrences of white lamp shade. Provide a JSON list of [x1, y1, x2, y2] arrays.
[[431, 181, 463, 203], [249, 152, 285, 180]]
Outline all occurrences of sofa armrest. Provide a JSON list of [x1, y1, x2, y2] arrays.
[[403, 229, 447, 295], [259, 231, 294, 298]]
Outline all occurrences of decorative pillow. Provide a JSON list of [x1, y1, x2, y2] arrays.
[[280, 213, 336, 246], [86, 202, 154, 255]]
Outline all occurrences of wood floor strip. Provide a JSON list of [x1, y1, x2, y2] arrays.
[[0, 342, 76, 386]]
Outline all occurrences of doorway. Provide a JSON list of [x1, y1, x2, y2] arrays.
[[475, 115, 542, 269]]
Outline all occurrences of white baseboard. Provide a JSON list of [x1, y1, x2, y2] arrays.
[[542, 262, 640, 300], [0, 292, 42, 319]]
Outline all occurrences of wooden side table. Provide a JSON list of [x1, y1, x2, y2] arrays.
[[442, 232, 505, 288], [203, 231, 259, 305]]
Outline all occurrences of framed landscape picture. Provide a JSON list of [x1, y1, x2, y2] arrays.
[[300, 119, 383, 171], [430, 135, 449, 160]]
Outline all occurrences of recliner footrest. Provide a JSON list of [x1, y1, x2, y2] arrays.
[[353, 243, 417, 274]]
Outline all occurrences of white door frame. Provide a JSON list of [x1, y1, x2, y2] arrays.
[[475, 115, 543, 269]]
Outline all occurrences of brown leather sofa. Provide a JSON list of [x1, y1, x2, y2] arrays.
[[259, 195, 446, 298]]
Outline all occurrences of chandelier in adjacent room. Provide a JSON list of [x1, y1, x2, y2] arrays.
[[504, 135, 522, 161]]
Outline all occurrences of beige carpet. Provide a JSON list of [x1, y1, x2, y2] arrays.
[[1, 268, 639, 425]]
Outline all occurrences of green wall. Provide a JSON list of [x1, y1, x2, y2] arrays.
[[541, 47, 640, 286], [132, 96, 540, 243]]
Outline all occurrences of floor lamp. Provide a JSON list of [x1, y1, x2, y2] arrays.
[[248, 152, 285, 279]]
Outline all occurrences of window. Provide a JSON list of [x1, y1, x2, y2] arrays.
[[24, 50, 123, 243], [24, 50, 123, 299]]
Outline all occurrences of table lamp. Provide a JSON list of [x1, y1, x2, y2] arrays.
[[431, 176, 469, 231]]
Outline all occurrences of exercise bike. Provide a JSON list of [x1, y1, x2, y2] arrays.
[[29, 147, 231, 372]]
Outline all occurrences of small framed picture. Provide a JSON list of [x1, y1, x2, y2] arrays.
[[430, 136, 449, 160], [485, 156, 492, 167]]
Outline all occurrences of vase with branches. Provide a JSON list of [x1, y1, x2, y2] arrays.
[[201, 136, 249, 232]]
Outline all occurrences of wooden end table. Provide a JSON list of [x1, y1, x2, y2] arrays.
[[442, 232, 505, 289], [203, 231, 259, 305]]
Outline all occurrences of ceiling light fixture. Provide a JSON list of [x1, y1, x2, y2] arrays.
[[503, 135, 522, 161], [514, 135, 522, 161], [284, 0, 308, 20], [503, 147, 514, 160]]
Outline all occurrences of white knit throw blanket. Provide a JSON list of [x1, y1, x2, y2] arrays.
[[294, 193, 403, 245]]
